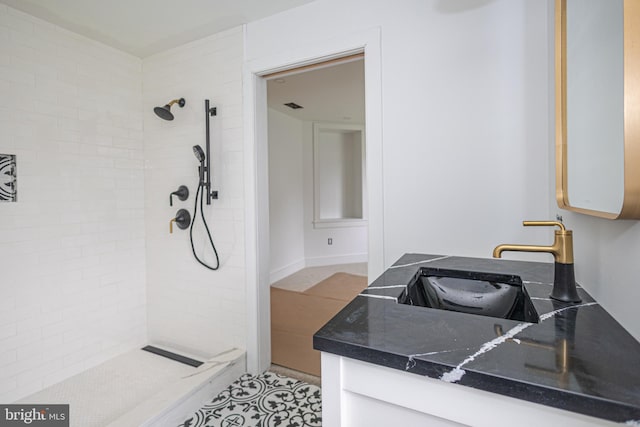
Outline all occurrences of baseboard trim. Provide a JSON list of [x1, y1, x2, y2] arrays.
[[269, 258, 306, 284], [270, 254, 368, 283], [305, 253, 368, 267]]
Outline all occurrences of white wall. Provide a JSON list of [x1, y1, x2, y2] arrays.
[[558, 214, 640, 340], [142, 27, 246, 358], [246, 0, 551, 371], [302, 122, 368, 266], [246, 0, 551, 267], [268, 108, 305, 282], [267, 111, 368, 282], [546, 0, 640, 340], [315, 129, 363, 219], [0, 5, 146, 402], [252, 0, 640, 345]]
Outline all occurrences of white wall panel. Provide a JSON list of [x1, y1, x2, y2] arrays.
[[142, 27, 246, 357], [0, 4, 146, 402]]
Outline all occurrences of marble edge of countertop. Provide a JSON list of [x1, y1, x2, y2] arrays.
[[313, 253, 640, 424]]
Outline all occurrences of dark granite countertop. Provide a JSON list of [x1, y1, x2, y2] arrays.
[[313, 254, 640, 424]]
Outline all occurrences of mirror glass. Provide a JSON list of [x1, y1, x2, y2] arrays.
[[557, 0, 640, 219], [565, 0, 624, 214], [313, 123, 366, 227]]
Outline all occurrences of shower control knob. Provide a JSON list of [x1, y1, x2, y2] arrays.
[[170, 185, 189, 206], [170, 209, 191, 233]]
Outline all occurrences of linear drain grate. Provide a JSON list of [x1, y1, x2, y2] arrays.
[[284, 102, 303, 109], [141, 345, 203, 367]]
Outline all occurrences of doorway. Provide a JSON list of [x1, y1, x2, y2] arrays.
[[243, 28, 384, 374], [266, 58, 367, 281], [266, 58, 368, 380]]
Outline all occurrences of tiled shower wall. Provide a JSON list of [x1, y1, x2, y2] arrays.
[[0, 5, 146, 402], [142, 27, 246, 357]]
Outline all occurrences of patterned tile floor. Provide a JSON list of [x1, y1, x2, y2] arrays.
[[177, 371, 322, 427]]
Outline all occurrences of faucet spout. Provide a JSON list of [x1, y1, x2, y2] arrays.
[[493, 244, 561, 260], [492, 221, 581, 303]]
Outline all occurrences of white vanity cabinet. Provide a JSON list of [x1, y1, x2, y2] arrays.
[[320, 353, 616, 427]]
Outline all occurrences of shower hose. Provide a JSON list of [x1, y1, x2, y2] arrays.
[[189, 181, 220, 270]]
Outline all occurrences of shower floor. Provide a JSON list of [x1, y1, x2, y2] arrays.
[[18, 347, 245, 427]]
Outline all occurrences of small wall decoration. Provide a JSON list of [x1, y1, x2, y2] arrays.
[[0, 154, 17, 202]]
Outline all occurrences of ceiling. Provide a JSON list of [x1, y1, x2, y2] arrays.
[[267, 58, 365, 124], [0, 0, 315, 57], [1, 0, 363, 123]]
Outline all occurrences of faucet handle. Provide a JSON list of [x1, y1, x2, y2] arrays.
[[170, 185, 189, 207], [522, 220, 566, 232], [169, 209, 191, 234]]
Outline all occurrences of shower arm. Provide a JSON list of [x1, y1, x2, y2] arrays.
[[204, 99, 218, 205]]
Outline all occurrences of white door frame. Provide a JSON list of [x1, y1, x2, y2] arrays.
[[243, 27, 385, 374]]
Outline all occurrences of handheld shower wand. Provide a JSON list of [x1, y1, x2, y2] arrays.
[[189, 145, 220, 270], [193, 145, 206, 186]]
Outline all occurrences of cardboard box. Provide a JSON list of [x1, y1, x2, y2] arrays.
[[271, 272, 368, 376]]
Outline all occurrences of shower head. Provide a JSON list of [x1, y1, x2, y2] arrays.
[[153, 98, 185, 121], [193, 145, 205, 162]]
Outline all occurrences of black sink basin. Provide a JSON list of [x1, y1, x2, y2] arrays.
[[399, 267, 539, 323]]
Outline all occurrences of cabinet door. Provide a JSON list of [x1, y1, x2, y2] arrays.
[[344, 391, 469, 427]]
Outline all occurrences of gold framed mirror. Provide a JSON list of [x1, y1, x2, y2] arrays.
[[555, 0, 640, 219]]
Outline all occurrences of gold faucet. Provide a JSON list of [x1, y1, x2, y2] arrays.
[[493, 221, 581, 303], [493, 221, 573, 263]]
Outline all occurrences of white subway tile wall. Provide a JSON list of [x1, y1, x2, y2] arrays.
[[0, 5, 146, 402], [142, 27, 246, 358]]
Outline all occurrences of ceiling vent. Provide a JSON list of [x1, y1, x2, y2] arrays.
[[284, 102, 303, 109]]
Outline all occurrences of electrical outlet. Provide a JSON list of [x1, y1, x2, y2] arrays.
[[328, 238, 333, 245]]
